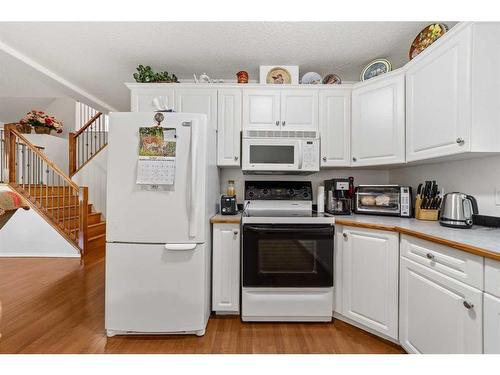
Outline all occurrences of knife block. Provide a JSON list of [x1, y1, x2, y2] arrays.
[[415, 196, 439, 221]]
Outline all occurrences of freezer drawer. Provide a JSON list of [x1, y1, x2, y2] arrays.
[[105, 242, 210, 335]]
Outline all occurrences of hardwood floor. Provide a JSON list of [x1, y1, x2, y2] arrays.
[[0, 250, 404, 354]]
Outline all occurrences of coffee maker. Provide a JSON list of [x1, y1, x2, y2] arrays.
[[324, 178, 353, 215]]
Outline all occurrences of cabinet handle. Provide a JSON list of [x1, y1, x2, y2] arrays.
[[426, 253, 435, 260], [352, 157, 357, 162], [456, 137, 465, 145], [282, 121, 286, 126], [342, 233, 348, 239], [275, 121, 280, 126], [463, 300, 474, 310], [234, 156, 239, 161], [322, 156, 327, 162]]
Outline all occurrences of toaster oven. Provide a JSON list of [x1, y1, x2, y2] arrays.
[[355, 185, 412, 217]]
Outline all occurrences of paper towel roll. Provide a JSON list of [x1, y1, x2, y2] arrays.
[[317, 185, 325, 213]]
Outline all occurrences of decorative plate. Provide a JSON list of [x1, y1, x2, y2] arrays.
[[409, 23, 448, 60], [322, 73, 342, 85], [301, 72, 322, 84], [360, 59, 392, 81], [266, 67, 292, 84]]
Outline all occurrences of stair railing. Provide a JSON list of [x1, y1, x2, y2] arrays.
[[5, 126, 88, 253], [69, 112, 107, 176]]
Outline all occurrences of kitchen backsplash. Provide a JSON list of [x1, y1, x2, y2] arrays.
[[390, 154, 500, 217], [220, 169, 390, 204]]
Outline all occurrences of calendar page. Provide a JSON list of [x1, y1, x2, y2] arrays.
[[136, 127, 176, 187]]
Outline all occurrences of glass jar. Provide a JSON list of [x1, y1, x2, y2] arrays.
[[226, 180, 236, 196]]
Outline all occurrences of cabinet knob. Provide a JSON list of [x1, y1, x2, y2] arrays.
[[322, 156, 327, 162], [275, 121, 280, 126], [352, 157, 357, 162], [282, 121, 286, 126], [456, 137, 465, 145], [463, 300, 474, 310], [342, 233, 348, 239], [234, 156, 239, 161], [426, 253, 435, 260]]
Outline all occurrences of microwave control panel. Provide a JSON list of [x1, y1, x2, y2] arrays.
[[302, 140, 319, 169]]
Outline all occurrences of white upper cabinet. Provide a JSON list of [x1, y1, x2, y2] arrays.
[[175, 88, 218, 130], [400, 257, 483, 354], [217, 89, 242, 167], [242, 90, 281, 131], [130, 88, 175, 112], [319, 89, 351, 167], [351, 70, 405, 166], [242, 89, 318, 131], [406, 22, 500, 162], [280, 90, 318, 131], [340, 227, 399, 340], [406, 25, 471, 161]]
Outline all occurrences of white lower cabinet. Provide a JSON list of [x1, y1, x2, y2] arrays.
[[400, 257, 483, 353], [338, 226, 399, 340], [212, 223, 240, 313], [484, 293, 500, 354]]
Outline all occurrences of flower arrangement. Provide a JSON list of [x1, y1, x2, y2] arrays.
[[19, 110, 63, 134]]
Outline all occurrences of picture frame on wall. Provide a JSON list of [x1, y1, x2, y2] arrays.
[[259, 65, 299, 84]]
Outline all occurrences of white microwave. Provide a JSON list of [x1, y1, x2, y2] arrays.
[[242, 130, 320, 174]]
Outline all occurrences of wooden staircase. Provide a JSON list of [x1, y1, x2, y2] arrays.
[[3, 111, 107, 255]]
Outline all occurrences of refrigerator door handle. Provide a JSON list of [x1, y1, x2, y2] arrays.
[[164, 243, 197, 251], [188, 121, 198, 238]]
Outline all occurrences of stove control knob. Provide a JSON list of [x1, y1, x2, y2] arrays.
[[288, 189, 295, 196]]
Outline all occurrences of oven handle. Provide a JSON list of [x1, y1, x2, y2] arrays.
[[244, 225, 334, 234]]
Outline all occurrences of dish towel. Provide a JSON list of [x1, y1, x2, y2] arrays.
[[0, 191, 30, 230]]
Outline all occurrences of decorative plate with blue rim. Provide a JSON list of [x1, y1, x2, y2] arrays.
[[360, 59, 392, 81]]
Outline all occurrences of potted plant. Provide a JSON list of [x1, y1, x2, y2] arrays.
[[133, 65, 179, 83], [19, 110, 63, 135]]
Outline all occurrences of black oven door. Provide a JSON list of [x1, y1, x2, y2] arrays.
[[242, 224, 334, 287]]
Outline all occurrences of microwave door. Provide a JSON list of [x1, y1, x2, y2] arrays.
[[243, 139, 299, 171]]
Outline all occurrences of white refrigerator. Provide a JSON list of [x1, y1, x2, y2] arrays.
[[105, 112, 218, 337]]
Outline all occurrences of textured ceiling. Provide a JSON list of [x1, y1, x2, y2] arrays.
[[0, 22, 457, 111]]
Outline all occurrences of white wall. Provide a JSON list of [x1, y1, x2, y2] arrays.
[[24, 133, 69, 175], [0, 185, 80, 257], [72, 147, 107, 218], [43, 97, 77, 138], [390, 155, 500, 217], [220, 168, 390, 204]]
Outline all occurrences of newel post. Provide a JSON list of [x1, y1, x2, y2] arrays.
[[5, 124, 17, 184], [79, 186, 89, 254], [69, 132, 77, 176]]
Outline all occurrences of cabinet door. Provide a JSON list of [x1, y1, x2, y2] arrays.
[[217, 89, 242, 167], [351, 72, 405, 166], [212, 224, 240, 313], [406, 26, 472, 161], [242, 90, 281, 131], [319, 89, 351, 167], [484, 293, 500, 354], [280, 90, 318, 131], [130, 88, 175, 112], [400, 257, 482, 354], [175, 88, 218, 130], [341, 227, 399, 339]]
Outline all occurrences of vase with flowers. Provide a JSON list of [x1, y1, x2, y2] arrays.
[[19, 110, 63, 135]]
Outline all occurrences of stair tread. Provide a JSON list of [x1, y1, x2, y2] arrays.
[[88, 233, 106, 241], [88, 221, 106, 228]]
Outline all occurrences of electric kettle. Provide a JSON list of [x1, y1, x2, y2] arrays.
[[439, 192, 478, 228]]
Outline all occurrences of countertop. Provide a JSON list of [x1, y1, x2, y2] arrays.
[[334, 214, 500, 261], [209, 212, 500, 261], [210, 213, 241, 224]]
